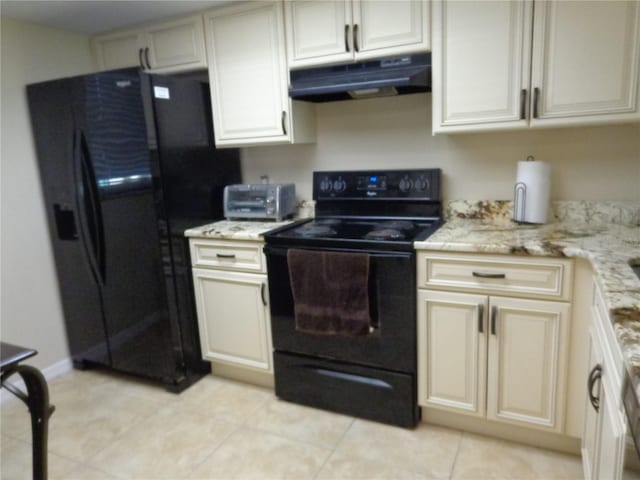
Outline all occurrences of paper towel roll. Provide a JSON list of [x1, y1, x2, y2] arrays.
[[513, 159, 551, 224]]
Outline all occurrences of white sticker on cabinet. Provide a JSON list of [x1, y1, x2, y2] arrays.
[[154, 86, 170, 100]]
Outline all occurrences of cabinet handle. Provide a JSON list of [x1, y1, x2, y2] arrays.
[[345, 24, 350, 52], [281, 110, 287, 135], [533, 87, 540, 118], [144, 47, 151, 70], [261, 283, 267, 306], [353, 24, 360, 52], [216, 253, 236, 259], [472, 271, 506, 279], [490, 306, 498, 336], [477, 304, 484, 334], [587, 364, 602, 412], [138, 48, 145, 69], [520, 89, 527, 120]]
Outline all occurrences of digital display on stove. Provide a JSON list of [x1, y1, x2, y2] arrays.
[[357, 175, 387, 191]]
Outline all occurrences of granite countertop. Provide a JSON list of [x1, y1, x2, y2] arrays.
[[185, 219, 297, 241], [415, 200, 640, 404]]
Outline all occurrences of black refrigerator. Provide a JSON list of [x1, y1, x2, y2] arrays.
[[27, 69, 241, 392]]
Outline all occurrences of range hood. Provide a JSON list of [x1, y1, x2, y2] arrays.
[[289, 54, 431, 103]]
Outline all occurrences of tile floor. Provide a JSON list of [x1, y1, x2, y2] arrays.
[[1, 369, 584, 479]]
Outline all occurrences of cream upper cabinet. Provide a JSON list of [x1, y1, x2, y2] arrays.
[[205, 1, 315, 147], [143, 16, 207, 73], [432, 0, 640, 133], [530, 1, 640, 127], [285, 0, 431, 69], [417, 252, 573, 433], [92, 15, 207, 74], [285, 1, 354, 68], [92, 29, 144, 70], [431, 0, 533, 132]]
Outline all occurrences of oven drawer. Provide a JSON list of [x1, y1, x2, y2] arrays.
[[190, 239, 265, 273], [274, 351, 419, 428], [417, 252, 573, 300]]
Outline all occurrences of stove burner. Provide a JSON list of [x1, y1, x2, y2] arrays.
[[380, 220, 415, 231], [292, 224, 337, 238], [364, 228, 406, 241]]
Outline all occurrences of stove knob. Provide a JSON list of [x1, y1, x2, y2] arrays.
[[333, 178, 346, 193], [399, 176, 413, 193], [415, 176, 429, 191], [320, 177, 332, 192]]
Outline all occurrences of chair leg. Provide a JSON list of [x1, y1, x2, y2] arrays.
[[15, 365, 54, 480]]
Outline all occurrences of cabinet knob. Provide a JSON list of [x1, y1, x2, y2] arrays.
[[490, 306, 498, 336], [144, 47, 151, 70], [353, 24, 360, 52], [587, 364, 603, 412], [345, 24, 350, 52], [472, 271, 506, 279], [533, 87, 540, 119], [478, 304, 484, 333], [281, 110, 287, 135], [261, 283, 267, 306], [138, 48, 145, 69]]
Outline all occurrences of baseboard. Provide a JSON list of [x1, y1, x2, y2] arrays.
[[1, 357, 73, 404], [422, 407, 581, 455], [210, 361, 275, 389]]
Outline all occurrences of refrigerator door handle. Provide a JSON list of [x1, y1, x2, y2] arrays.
[[73, 129, 106, 284]]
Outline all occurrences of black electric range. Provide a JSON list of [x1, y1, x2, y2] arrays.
[[263, 168, 442, 428]]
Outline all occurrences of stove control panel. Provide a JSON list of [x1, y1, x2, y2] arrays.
[[314, 169, 440, 200]]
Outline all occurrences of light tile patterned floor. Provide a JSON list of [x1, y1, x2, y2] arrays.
[[0, 370, 584, 479]]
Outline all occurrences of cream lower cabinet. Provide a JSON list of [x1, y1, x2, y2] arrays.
[[418, 290, 570, 432], [417, 252, 573, 433], [581, 281, 632, 480], [190, 239, 273, 373]]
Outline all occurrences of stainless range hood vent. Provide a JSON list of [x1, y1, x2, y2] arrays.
[[289, 54, 431, 103]]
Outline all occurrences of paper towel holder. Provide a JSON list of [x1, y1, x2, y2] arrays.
[[513, 155, 535, 224]]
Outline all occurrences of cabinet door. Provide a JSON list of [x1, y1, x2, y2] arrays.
[[582, 329, 604, 480], [285, 0, 353, 68], [417, 290, 487, 417], [192, 268, 272, 372], [353, 0, 430, 61], [530, 1, 640, 127], [596, 380, 626, 480], [486, 297, 570, 432], [205, 2, 292, 146], [92, 30, 144, 71], [145, 16, 207, 73], [432, 0, 533, 132]]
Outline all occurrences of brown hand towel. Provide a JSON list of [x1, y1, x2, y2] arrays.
[[287, 249, 371, 336]]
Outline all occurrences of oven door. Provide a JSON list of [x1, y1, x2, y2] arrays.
[[263, 244, 416, 373]]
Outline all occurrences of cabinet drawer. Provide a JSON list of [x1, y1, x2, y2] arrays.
[[417, 252, 573, 300], [190, 239, 265, 273]]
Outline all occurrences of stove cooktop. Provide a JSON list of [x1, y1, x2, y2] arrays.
[[266, 216, 442, 251]]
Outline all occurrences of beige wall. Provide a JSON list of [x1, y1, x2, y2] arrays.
[[1, 17, 95, 369], [241, 94, 640, 203]]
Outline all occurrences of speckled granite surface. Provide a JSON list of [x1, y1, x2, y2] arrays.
[[418, 200, 640, 405], [184, 219, 295, 240]]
